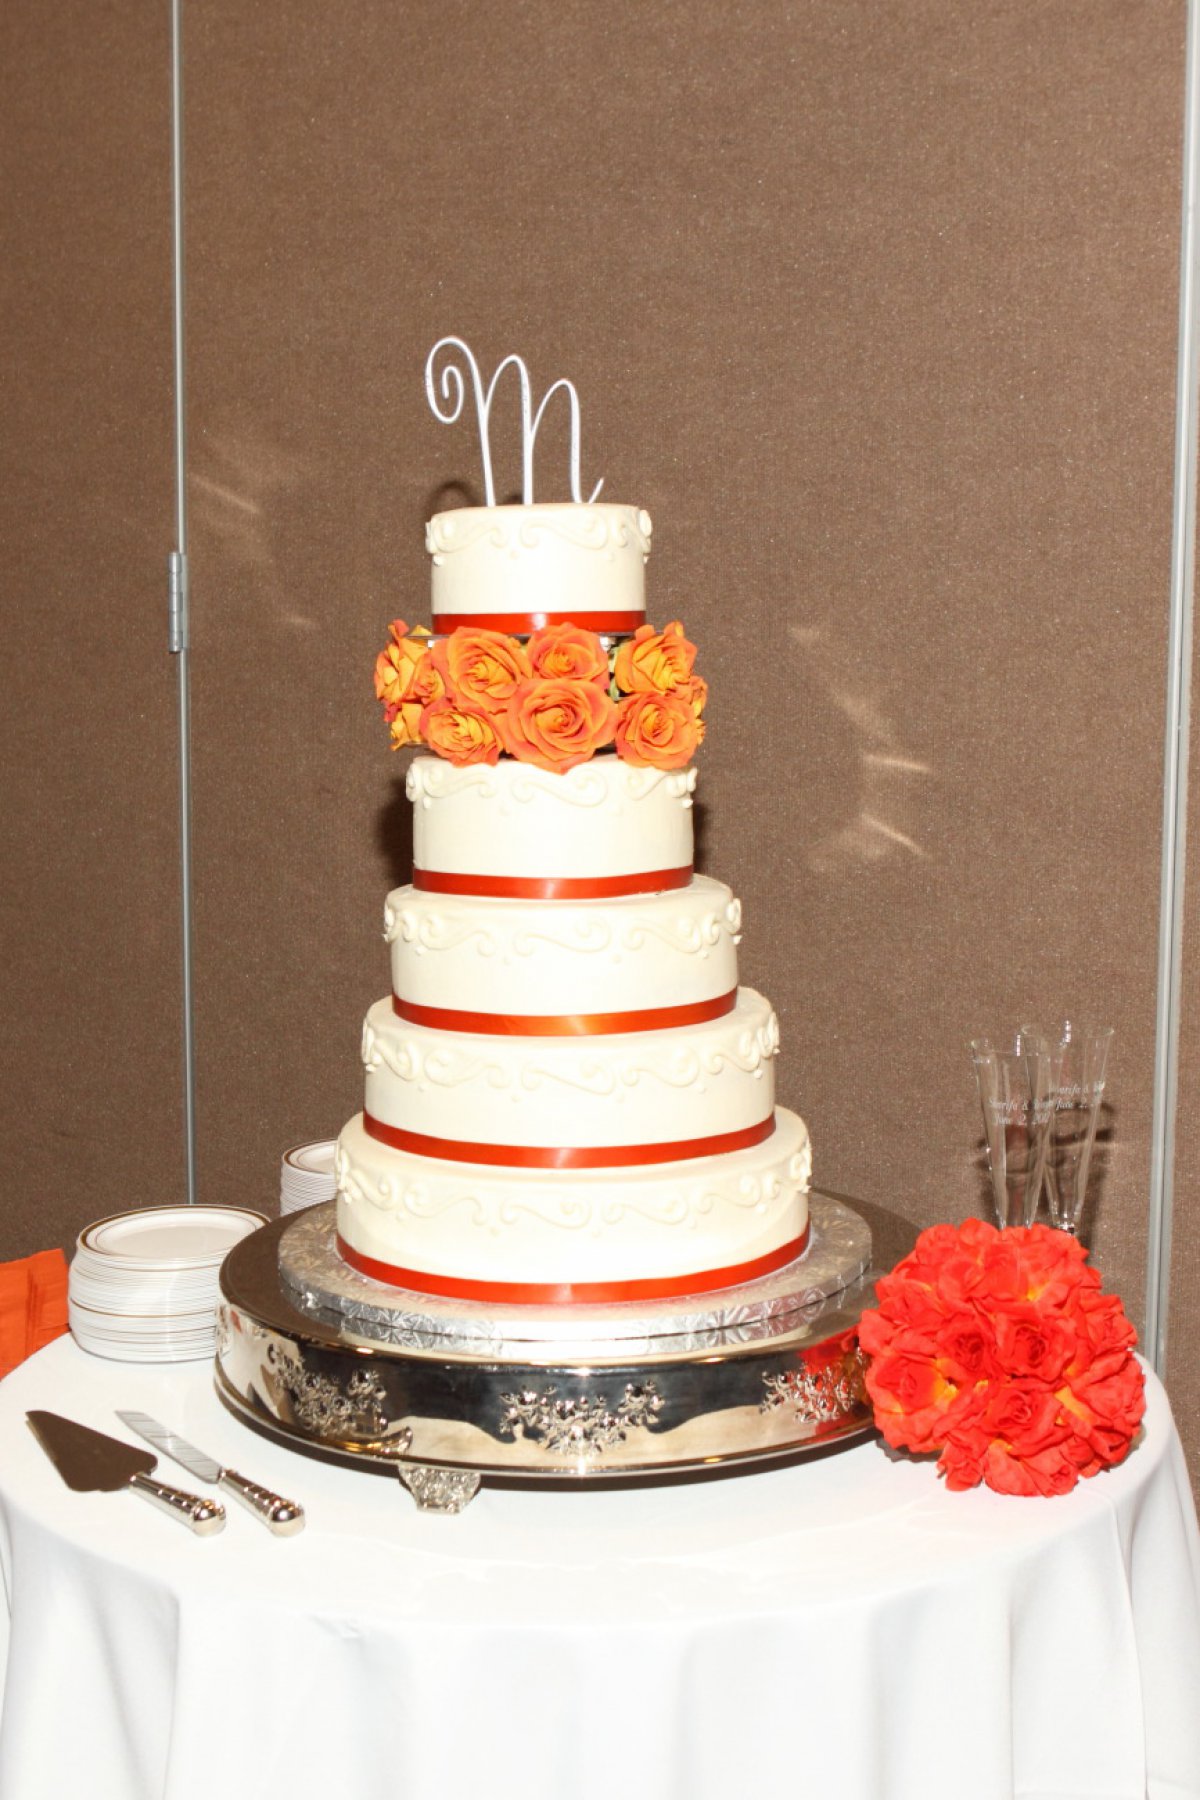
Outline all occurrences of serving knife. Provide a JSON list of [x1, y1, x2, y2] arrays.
[[116, 1410, 305, 1536], [26, 1411, 226, 1536]]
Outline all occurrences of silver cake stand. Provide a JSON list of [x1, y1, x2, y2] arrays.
[[215, 1192, 915, 1513]]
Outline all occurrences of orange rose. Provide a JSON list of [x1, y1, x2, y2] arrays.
[[1057, 1355, 1146, 1470], [863, 1344, 960, 1454], [430, 628, 531, 714], [375, 621, 432, 748], [402, 651, 445, 711], [613, 690, 703, 770], [1072, 1287, 1138, 1359], [613, 620, 697, 695], [526, 622, 610, 688], [937, 1313, 1004, 1386], [386, 704, 423, 750], [993, 1309, 1075, 1385], [973, 1382, 1082, 1498], [420, 695, 504, 767], [499, 678, 616, 774], [937, 1415, 990, 1491], [681, 673, 708, 719], [375, 653, 403, 712]]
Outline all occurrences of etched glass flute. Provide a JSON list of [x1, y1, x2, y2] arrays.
[[970, 1033, 1055, 1229], [1021, 1021, 1113, 1236]]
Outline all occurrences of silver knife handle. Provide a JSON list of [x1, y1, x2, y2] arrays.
[[219, 1468, 305, 1536], [128, 1470, 226, 1536]]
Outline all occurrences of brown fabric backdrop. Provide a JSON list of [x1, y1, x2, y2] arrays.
[[3, 0, 1193, 1475], [1, 3, 181, 1254]]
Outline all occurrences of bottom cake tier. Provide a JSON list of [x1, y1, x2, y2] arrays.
[[334, 1106, 811, 1303]]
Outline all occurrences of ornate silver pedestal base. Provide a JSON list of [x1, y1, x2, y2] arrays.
[[398, 1464, 482, 1513], [215, 1194, 913, 1513]]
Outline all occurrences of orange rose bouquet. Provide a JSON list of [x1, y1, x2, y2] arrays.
[[857, 1219, 1145, 1496], [374, 616, 708, 773]]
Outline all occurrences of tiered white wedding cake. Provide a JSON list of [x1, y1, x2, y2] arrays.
[[333, 341, 812, 1306]]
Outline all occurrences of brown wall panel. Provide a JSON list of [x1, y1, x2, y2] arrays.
[[0, 3, 180, 1257], [183, 0, 1182, 1374]]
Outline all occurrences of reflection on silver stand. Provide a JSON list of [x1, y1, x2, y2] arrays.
[[216, 1195, 913, 1513]]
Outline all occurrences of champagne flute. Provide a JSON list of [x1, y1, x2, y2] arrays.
[[970, 1032, 1055, 1229], [1020, 1021, 1113, 1236]]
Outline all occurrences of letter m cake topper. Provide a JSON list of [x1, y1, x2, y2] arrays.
[[425, 336, 604, 508]]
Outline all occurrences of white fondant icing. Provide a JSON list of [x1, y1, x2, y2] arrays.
[[408, 755, 696, 883], [360, 988, 778, 1151], [427, 504, 649, 620], [336, 1107, 811, 1287], [385, 876, 742, 1019]]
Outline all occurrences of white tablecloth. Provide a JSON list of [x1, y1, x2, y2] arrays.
[[1, 1336, 1198, 1800]]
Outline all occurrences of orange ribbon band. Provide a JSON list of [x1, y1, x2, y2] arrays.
[[362, 1112, 776, 1169], [391, 989, 738, 1037], [336, 1224, 810, 1306], [413, 866, 693, 900], [431, 610, 644, 636]]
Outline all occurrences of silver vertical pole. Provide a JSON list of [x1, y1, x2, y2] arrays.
[[168, 0, 197, 1204], [1146, 0, 1200, 1372]]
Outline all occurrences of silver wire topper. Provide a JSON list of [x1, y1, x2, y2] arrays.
[[425, 335, 604, 508]]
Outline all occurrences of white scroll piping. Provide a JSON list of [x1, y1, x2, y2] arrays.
[[425, 336, 604, 507]]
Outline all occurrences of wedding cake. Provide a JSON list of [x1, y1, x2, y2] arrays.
[[333, 340, 812, 1305]]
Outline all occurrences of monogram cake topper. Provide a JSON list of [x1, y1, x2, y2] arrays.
[[425, 335, 604, 508]]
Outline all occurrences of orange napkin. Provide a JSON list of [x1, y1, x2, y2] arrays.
[[0, 1249, 69, 1379]]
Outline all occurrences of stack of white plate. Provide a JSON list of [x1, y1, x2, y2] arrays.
[[68, 1206, 266, 1363], [280, 1140, 337, 1215]]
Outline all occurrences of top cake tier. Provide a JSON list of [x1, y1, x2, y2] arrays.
[[426, 503, 652, 634]]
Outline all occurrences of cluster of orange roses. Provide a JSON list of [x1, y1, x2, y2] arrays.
[[374, 619, 707, 773], [857, 1219, 1145, 1497]]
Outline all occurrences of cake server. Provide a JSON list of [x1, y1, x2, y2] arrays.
[[26, 1411, 225, 1536], [116, 1410, 305, 1536]]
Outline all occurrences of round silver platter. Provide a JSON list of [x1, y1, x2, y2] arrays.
[[277, 1195, 873, 1357], [215, 1192, 915, 1513]]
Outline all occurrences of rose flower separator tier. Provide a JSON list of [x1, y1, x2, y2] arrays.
[[334, 338, 813, 1306]]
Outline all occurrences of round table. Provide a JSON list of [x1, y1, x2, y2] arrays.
[[1, 1336, 1198, 1800]]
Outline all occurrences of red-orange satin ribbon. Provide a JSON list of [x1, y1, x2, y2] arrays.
[[362, 1112, 776, 1169], [336, 1225, 810, 1306], [430, 610, 644, 636], [413, 866, 693, 900], [391, 990, 737, 1036]]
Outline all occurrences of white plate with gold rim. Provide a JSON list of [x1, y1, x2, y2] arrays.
[[77, 1205, 265, 1268], [68, 1206, 266, 1364]]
